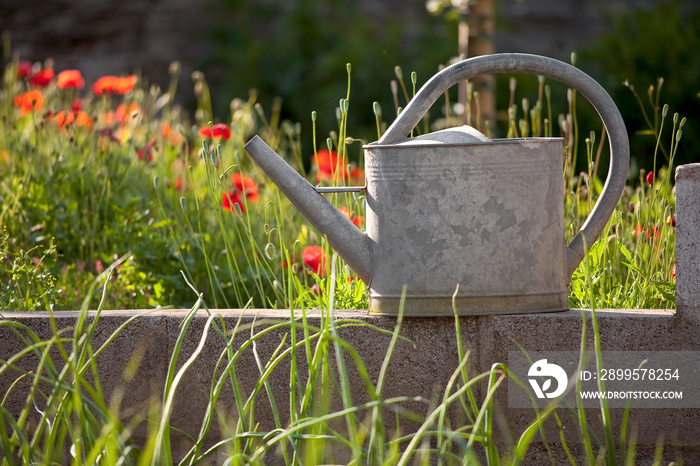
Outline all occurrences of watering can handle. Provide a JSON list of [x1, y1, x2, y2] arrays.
[[378, 53, 629, 278]]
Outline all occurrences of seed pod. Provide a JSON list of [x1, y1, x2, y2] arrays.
[[264, 243, 276, 260]]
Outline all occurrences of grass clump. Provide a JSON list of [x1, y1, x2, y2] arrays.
[[0, 50, 684, 312]]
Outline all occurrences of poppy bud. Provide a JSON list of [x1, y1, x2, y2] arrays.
[[646, 171, 654, 185], [265, 243, 276, 260], [169, 61, 181, 76]]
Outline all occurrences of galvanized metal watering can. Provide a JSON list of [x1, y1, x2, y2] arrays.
[[244, 54, 629, 316]]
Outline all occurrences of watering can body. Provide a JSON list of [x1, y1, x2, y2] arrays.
[[244, 53, 629, 316], [364, 129, 567, 315]]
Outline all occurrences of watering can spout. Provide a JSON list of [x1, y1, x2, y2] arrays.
[[244, 136, 372, 284]]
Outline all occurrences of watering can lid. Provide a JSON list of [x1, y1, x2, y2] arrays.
[[389, 125, 491, 146]]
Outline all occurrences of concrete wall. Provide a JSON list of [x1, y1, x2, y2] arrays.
[[2, 307, 697, 463], [2, 163, 699, 463]]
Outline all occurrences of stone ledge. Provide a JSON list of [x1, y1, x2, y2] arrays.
[[1, 307, 697, 463]]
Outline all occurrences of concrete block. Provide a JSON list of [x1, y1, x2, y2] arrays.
[[676, 164, 700, 315], [2, 308, 698, 464]]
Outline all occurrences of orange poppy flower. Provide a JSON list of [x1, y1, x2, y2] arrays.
[[115, 75, 137, 94], [92, 75, 137, 95], [93, 76, 117, 95], [57, 70, 85, 89], [29, 69, 54, 87], [13, 90, 44, 115], [116, 102, 139, 124], [53, 110, 93, 130], [199, 123, 231, 140]]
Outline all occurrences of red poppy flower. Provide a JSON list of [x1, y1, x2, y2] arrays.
[[97, 127, 121, 144], [635, 224, 660, 242], [199, 123, 231, 140], [57, 70, 85, 89], [29, 69, 54, 87], [635, 224, 649, 241], [92, 75, 137, 95], [17, 60, 33, 79], [13, 90, 44, 115], [70, 98, 83, 112], [231, 173, 259, 201], [645, 171, 654, 185], [53, 110, 93, 130], [138, 139, 156, 162], [672, 264, 676, 280], [222, 191, 245, 214], [350, 167, 365, 184], [338, 206, 364, 227], [302, 245, 327, 276], [314, 149, 348, 182]]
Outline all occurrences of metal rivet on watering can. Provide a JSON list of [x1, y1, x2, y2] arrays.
[[244, 53, 629, 316]]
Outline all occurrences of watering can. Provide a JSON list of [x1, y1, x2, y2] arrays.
[[244, 54, 629, 316]]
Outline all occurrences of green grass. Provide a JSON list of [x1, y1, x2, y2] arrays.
[[0, 248, 676, 465], [0, 52, 682, 312]]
